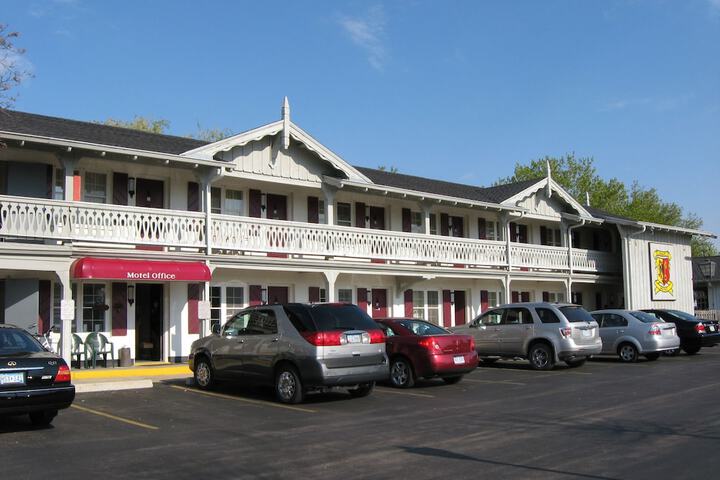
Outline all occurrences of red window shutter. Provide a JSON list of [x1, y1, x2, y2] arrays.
[[478, 218, 487, 240], [442, 290, 452, 327], [480, 290, 489, 312], [511, 291, 520, 303], [187, 284, 200, 335], [440, 214, 450, 236], [249, 285, 263, 306], [112, 172, 128, 205], [404, 289, 413, 317], [249, 189, 262, 218], [402, 208, 412, 233], [38, 280, 51, 335], [542, 291, 550, 302], [540, 226, 548, 245], [73, 171, 82, 201], [355, 202, 366, 228], [112, 282, 128, 336], [46, 164, 54, 199], [309, 286, 320, 303], [307, 196, 319, 223], [521, 292, 530, 303], [454, 291, 466, 325], [357, 288, 368, 311], [187, 182, 200, 212]]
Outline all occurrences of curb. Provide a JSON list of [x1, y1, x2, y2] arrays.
[[75, 379, 154, 393]]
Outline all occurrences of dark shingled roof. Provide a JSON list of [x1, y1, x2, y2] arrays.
[[584, 206, 637, 223], [0, 109, 208, 155], [0, 108, 547, 204], [356, 167, 543, 203]]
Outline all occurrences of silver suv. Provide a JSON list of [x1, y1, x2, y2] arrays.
[[189, 303, 388, 403], [452, 303, 602, 370]]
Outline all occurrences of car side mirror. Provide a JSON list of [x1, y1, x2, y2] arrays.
[[211, 324, 221, 335]]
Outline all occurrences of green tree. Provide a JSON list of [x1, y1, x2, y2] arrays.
[[377, 165, 399, 173], [189, 123, 232, 142], [497, 154, 716, 256], [1, 24, 33, 109], [99, 116, 170, 134]]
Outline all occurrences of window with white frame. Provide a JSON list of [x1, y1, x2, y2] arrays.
[[544, 228, 562, 247], [210, 286, 222, 329], [224, 190, 243, 216], [319, 288, 327, 303], [337, 202, 352, 227], [318, 199, 326, 224], [429, 214, 437, 235], [225, 287, 244, 321], [338, 289, 353, 303], [82, 284, 106, 332], [210, 188, 222, 214], [53, 169, 64, 200], [487, 291, 504, 309], [427, 291, 440, 324], [411, 211, 424, 233], [547, 292, 565, 303], [487, 221, 502, 241], [412, 291, 425, 319], [83, 172, 107, 204]]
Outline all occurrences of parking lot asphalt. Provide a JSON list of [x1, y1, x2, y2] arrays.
[[3, 350, 720, 480]]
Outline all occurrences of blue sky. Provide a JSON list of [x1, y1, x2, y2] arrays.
[[4, 0, 720, 245]]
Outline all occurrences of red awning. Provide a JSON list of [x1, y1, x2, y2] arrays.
[[71, 257, 211, 282]]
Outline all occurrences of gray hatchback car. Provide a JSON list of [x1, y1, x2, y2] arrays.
[[189, 303, 388, 403], [452, 303, 602, 370], [590, 309, 680, 362]]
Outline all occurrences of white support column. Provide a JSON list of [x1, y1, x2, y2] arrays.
[[203, 181, 212, 255], [56, 270, 73, 364], [504, 274, 511, 306], [420, 201, 432, 234], [321, 184, 337, 225], [324, 270, 340, 303], [59, 155, 78, 201]]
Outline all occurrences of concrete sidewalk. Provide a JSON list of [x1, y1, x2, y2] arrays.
[[72, 364, 192, 393]]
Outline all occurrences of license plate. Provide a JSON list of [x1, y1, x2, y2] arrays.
[[346, 334, 362, 344], [709, 326, 717, 332], [0, 372, 25, 386], [582, 329, 592, 338], [453, 356, 465, 365]]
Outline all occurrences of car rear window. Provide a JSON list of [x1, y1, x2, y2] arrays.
[[0, 329, 45, 356], [396, 320, 449, 336], [285, 304, 378, 332], [630, 311, 663, 323], [666, 310, 699, 322], [558, 306, 595, 323]]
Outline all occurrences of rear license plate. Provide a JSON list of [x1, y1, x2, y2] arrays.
[[709, 326, 717, 332], [453, 356, 465, 365], [346, 334, 362, 344], [581, 329, 592, 338], [0, 372, 25, 386]]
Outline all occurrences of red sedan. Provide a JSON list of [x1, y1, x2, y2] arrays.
[[375, 318, 479, 388]]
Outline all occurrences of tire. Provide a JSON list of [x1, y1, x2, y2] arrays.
[[194, 357, 215, 390], [275, 365, 304, 404], [389, 357, 415, 388], [528, 343, 555, 370], [442, 376, 463, 385], [645, 352, 660, 361], [29, 410, 57, 427], [348, 382, 375, 398], [565, 358, 586, 368], [618, 343, 639, 363], [479, 358, 499, 365], [683, 344, 701, 355]]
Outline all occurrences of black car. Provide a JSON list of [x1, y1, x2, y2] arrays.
[[641, 309, 720, 355], [0, 324, 75, 426]]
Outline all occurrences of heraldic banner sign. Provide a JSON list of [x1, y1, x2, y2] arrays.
[[649, 243, 675, 301]]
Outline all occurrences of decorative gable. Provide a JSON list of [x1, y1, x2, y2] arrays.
[[501, 178, 594, 219]]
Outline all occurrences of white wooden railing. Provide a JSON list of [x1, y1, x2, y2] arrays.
[[0, 195, 620, 273]]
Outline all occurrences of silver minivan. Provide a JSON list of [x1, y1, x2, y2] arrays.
[[189, 303, 388, 403], [452, 303, 602, 370], [591, 309, 680, 362]]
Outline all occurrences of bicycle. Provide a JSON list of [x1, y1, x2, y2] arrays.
[[29, 323, 58, 353]]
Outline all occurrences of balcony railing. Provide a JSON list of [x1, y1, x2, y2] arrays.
[[0, 195, 620, 273]]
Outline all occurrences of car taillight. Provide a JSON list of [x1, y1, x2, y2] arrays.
[[559, 327, 572, 338], [300, 331, 344, 346], [55, 364, 71, 383], [419, 337, 442, 351], [648, 324, 662, 335], [469, 337, 475, 350], [368, 329, 385, 344], [695, 323, 706, 334]]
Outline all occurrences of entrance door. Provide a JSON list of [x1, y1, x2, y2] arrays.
[[267, 286, 289, 305], [135, 178, 164, 209], [454, 290, 467, 325], [266, 194, 287, 220], [135, 284, 164, 361], [371, 289, 388, 318]]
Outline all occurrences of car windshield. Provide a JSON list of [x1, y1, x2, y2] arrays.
[[0, 329, 45, 356], [559, 306, 595, 323], [630, 311, 663, 323], [308, 304, 379, 332], [396, 320, 449, 336]]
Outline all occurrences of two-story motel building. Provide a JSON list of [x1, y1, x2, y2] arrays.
[[0, 100, 713, 364]]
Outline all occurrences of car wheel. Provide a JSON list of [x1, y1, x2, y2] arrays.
[[29, 410, 57, 427], [194, 357, 215, 390], [348, 382, 375, 398], [565, 358, 586, 368], [275, 365, 304, 404], [645, 352, 661, 361], [528, 343, 554, 370], [390, 358, 415, 388], [683, 344, 701, 355], [442, 376, 463, 385], [479, 358, 499, 365], [618, 343, 639, 363]]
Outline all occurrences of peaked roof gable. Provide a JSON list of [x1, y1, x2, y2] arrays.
[[500, 177, 594, 218]]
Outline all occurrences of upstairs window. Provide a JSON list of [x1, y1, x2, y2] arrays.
[[224, 189, 243, 216], [84, 172, 107, 204], [337, 202, 352, 227], [429, 214, 437, 235], [411, 211, 423, 233]]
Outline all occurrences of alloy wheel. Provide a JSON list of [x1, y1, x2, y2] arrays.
[[277, 371, 297, 401], [531, 348, 549, 369], [195, 361, 211, 388], [619, 344, 638, 362], [391, 360, 410, 387]]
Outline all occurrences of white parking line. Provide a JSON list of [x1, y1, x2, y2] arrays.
[[375, 387, 435, 398], [169, 385, 317, 413], [462, 378, 526, 386]]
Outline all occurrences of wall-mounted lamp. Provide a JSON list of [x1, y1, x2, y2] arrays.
[[450, 291, 455, 305], [261, 288, 268, 305], [374, 299, 381, 310], [127, 285, 135, 306], [128, 177, 136, 198], [261, 204, 267, 212]]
